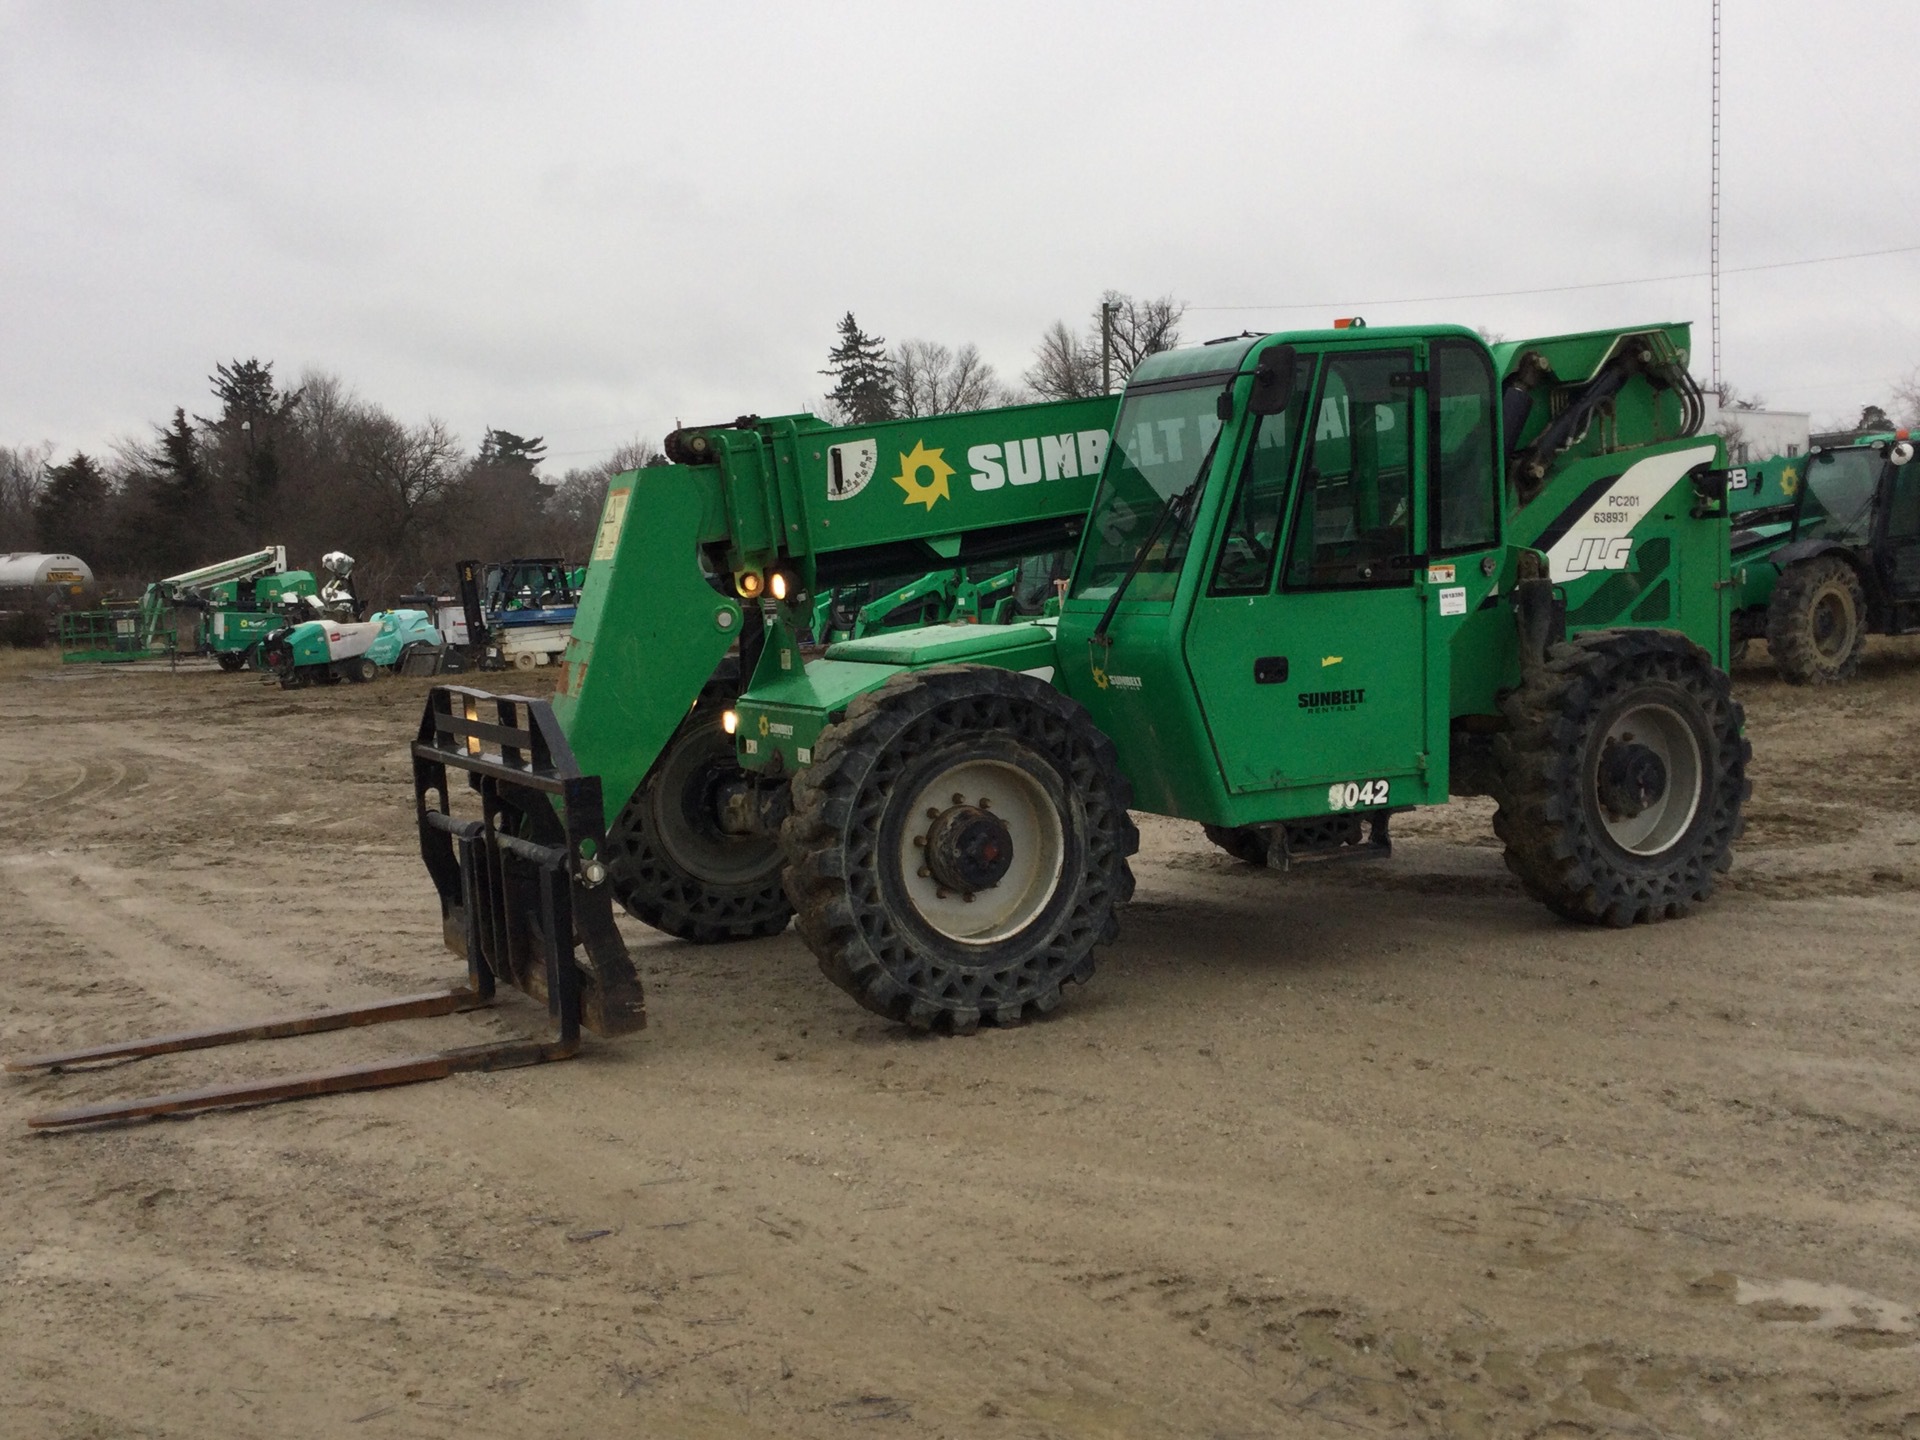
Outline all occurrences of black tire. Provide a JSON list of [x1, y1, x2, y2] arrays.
[[215, 651, 246, 673], [1493, 630, 1749, 927], [345, 655, 379, 684], [604, 688, 793, 943], [781, 666, 1137, 1032], [1202, 824, 1268, 865], [1766, 555, 1867, 685]]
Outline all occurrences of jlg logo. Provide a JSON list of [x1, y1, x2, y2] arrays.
[[1560, 536, 1633, 575]]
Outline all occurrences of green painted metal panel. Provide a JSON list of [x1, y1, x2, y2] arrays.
[[552, 466, 743, 820], [824, 621, 1054, 666]]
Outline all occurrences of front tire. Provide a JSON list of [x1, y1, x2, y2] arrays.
[[1766, 555, 1867, 684], [345, 655, 379, 683], [781, 666, 1137, 1032], [1493, 631, 1748, 926], [604, 690, 793, 943], [216, 651, 246, 673]]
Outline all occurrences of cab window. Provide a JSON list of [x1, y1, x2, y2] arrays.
[[1209, 356, 1315, 594], [1430, 339, 1500, 553], [1283, 351, 1415, 589]]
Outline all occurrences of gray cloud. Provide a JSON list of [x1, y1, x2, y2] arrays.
[[4, 0, 1917, 462]]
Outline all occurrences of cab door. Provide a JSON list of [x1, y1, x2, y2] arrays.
[[1184, 345, 1433, 804], [1882, 451, 1920, 617]]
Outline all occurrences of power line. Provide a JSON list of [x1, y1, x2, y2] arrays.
[[1188, 242, 1920, 314]]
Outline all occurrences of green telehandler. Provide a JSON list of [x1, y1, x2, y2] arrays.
[[15, 324, 1752, 1127], [1725, 431, 1920, 682]]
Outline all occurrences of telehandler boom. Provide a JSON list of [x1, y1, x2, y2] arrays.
[[16, 324, 1751, 1124]]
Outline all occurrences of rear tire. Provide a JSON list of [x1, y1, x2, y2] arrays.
[[781, 666, 1137, 1032], [1493, 630, 1748, 926], [216, 652, 246, 673], [605, 689, 793, 943], [345, 655, 379, 683], [1766, 555, 1867, 684]]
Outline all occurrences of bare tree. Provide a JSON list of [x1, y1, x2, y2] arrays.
[[1892, 369, 1920, 428], [1025, 291, 1186, 399], [347, 412, 462, 559], [0, 442, 52, 551], [1098, 290, 1185, 378], [893, 339, 1016, 417], [1023, 320, 1102, 400]]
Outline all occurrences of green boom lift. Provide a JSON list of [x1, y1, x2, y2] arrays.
[[16, 324, 1753, 1126], [58, 546, 301, 664]]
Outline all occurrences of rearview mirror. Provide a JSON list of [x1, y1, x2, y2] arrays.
[[1249, 345, 1297, 416]]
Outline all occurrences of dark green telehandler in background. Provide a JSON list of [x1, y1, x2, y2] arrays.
[[16, 321, 1754, 1126], [1726, 431, 1920, 682]]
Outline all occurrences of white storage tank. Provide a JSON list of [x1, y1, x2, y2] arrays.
[[0, 553, 95, 591]]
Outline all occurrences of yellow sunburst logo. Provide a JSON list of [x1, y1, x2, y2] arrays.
[[892, 440, 954, 510], [1091, 665, 1110, 690], [1779, 464, 1800, 497]]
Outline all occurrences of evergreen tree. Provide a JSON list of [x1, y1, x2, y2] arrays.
[[150, 408, 211, 568], [200, 358, 301, 528], [478, 429, 548, 470], [821, 313, 898, 423], [34, 452, 109, 557]]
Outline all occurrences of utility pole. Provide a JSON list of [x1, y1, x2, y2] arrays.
[[1710, 0, 1722, 397], [1101, 299, 1121, 394]]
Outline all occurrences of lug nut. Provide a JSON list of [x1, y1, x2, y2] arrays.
[[952, 792, 965, 805], [913, 835, 926, 848], [917, 866, 931, 878]]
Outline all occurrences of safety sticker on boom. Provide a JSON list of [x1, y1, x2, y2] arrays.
[[827, 440, 878, 500]]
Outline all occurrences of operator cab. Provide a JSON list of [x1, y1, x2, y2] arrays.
[[1060, 326, 1506, 824]]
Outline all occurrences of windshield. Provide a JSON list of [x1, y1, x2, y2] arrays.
[[1802, 448, 1884, 545], [1071, 382, 1224, 601]]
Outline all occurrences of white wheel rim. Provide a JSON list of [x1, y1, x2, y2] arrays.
[[897, 758, 1064, 944], [1594, 701, 1703, 856]]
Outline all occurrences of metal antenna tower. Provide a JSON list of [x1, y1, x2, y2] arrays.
[[1710, 0, 1722, 396]]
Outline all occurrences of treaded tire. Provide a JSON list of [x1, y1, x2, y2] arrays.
[[216, 651, 247, 673], [1766, 555, 1867, 685], [605, 684, 794, 944], [1202, 824, 1268, 865], [781, 665, 1138, 1032], [1492, 629, 1749, 927]]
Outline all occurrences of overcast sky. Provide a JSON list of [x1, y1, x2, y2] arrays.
[[5, 1, 1917, 469]]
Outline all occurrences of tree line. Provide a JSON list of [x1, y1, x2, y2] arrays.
[[0, 292, 1185, 606]]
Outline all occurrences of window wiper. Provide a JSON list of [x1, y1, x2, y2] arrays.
[[1090, 426, 1225, 647]]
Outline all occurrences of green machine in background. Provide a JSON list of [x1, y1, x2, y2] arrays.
[[409, 322, 1748, 1042], [1726, 432, 1920, 682], [198, 569, 321, 669], [810, 553, 1068, 642], [59, 546, 304, 665]]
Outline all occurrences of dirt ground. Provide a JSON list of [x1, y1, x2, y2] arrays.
[[2, 640, 1918, 1440]]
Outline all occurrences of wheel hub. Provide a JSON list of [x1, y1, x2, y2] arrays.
[[1596, 741, 1668, 820], [923, 803, 1014, 893], [895, 757, 1066, 944]]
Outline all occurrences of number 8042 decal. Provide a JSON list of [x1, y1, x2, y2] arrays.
[[1327, 779, 1389, 811]]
